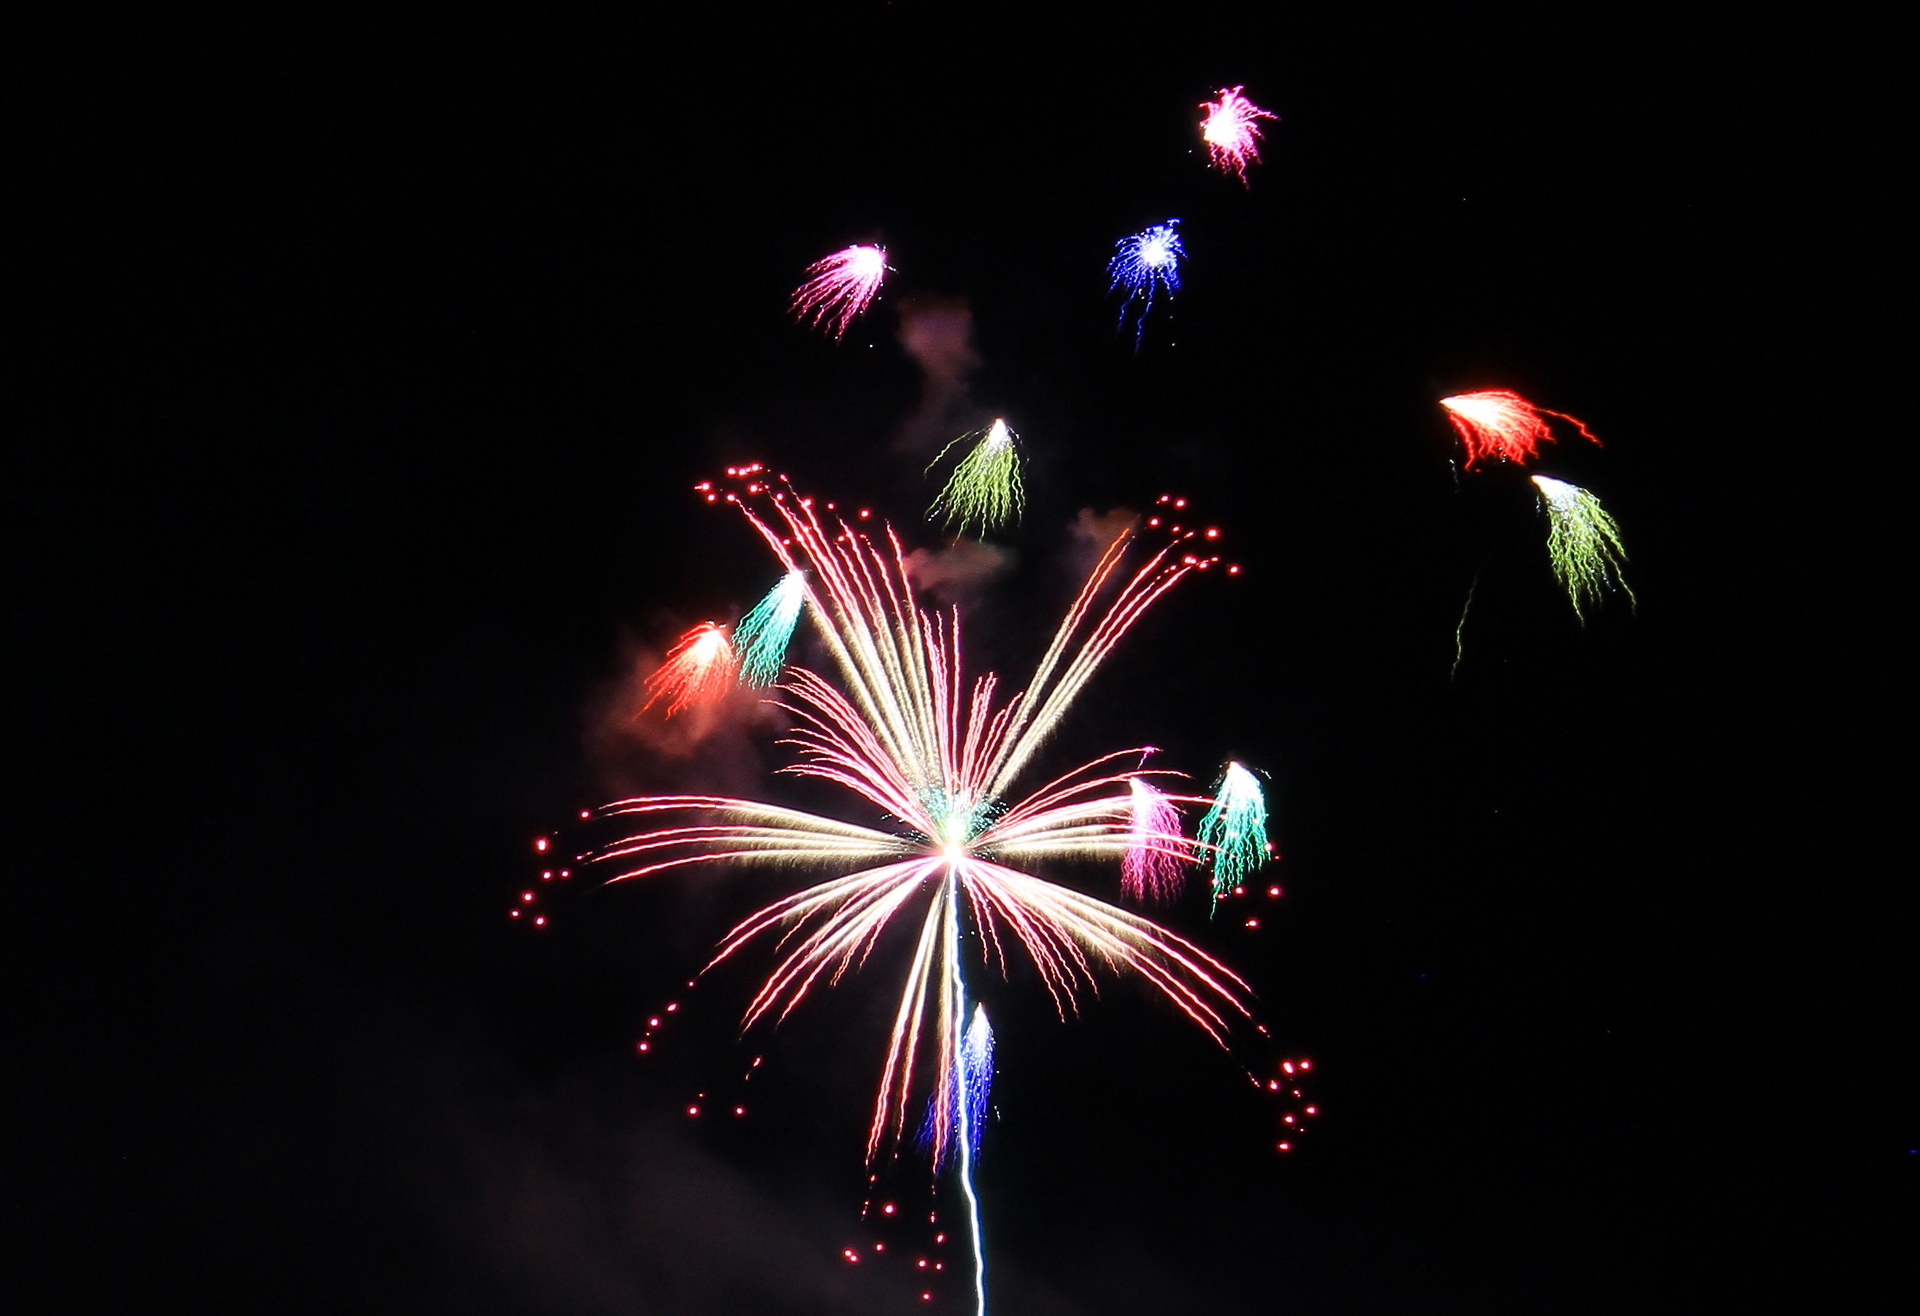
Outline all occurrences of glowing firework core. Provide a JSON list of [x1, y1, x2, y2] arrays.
[[790, 244, 889, 341], [1200, 86, 1277, 184], [1440, 390, 1602, 469]]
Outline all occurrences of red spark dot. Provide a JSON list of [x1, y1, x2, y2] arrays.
[[560, 869, 571, 879], [874, 1243, 885, 1253], [1174, 498, 1187, 508], [921, 1294, 932, 1302], [935, 1262, 944, 1271], [1233, 885, 1245, 896], [1283, 1062, 1296, 1074], [1283, 1114, 1296, 1124], [705, 494, 717, 502], [1244, 918, 1259, 929], [521, 892, 535, 902], [935, 1232, 947, 1244], [1147, 517, 1161, 527], [1305, 1106, 1318, 1115], [1268, 1080, 1280, 1090], [917, 1259, 928, 1269], [733, 1106, 745, 1116], [1300, 1060, 1312, 1070], [509, 909, 521, 918], [666, 1002, 678, 1012], [882, 1203, 896, 1216], [648, 1018, 661, 1027], [1268, 885, 1282, 897], [579, 809, 591, 819], [1278, 1141, 1293, 1152], [534, 838, 549, 853], [637, 1042, 650, 1052], [686, 1105, 699, 1117], [533, 916, 546, 926], [1228, 564, 1241, 575], [1206, 527, 1220, 538]]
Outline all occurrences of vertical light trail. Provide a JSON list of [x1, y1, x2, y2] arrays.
[[943, 871, 989, 1316]]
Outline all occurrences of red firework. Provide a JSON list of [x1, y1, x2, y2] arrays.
[[1439, 390, 1602, 469]]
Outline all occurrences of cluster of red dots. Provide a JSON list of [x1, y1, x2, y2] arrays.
[[1148, 494, 1240, 574], [1215, 881, 1285, 930], [845, 1196, 948, 1304], [1263, 1057, 1318, 1152], [507, 833, 577, 928]]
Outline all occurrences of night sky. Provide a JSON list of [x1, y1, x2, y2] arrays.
[[16, 7, 1907, 1314]]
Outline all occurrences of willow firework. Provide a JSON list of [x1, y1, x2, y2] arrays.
[[1440, 390, 1602, 469], [790, 244, 889, 341], [928, 418, 1025, 536], [1200, 86, 1277, 184], [1532, 475, 1636, 621]]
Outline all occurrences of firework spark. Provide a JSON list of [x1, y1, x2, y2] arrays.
[[790, 244, 889, 341], [1200, 86, 1277, 184], [1197, 762, 1270, 908], [641, 621, 739, 717], [1532, 475, 1636, 622], [1109, 220, 1184, 348], [1440, 390, 1602, 469], [928, 418, 1024, 536], [1122, 778, 1189, 905], [734, 570, 808, 687]]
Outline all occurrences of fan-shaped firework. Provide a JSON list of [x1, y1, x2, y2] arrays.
[[790, 244, 889, 341], [1197, 761, 1271, 908], [1532, 475, 1636, 621], [733, 570, 808, 687], [1440, 389, 1601, 469], [928, 417, 1025, 536], [1109, 220, 1184, 348], [641, 621, 738, 717], [1200, 86, 1278, 184], [1122, 777, 1189, 904]]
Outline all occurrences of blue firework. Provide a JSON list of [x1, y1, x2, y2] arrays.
[[1108, 219, 1184, 347]]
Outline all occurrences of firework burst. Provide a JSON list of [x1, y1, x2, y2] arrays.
[[641, 621, 739, 717], [1122, 778, 1189, 905], [1440, 389, 1602, 469], [1109, 220, 1184, 348], [1532, 475, 1635, 621], [1200, 86, 1277, 184], [790, 244, 889, 341], [928, 418, 1025, 536], [1197, 761, 1271, 909], [734, 570, 808, 687]]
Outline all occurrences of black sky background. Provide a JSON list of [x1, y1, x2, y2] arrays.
[[14, 6, 1909, 1313]]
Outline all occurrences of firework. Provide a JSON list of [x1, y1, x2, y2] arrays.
[[928, 418, 1024, 536], [790, 244, 889, 341], [1200, 86, 1277, 184], [1109, 220, 1184, 348], [1196, 762, 1270, 908], [641, 621, 739, 717], [1532, 475, 1635, 621], [1440, 390, 1602, 469], [734, 570, 808, 687], [1122, 778, 1188, 905], [588, 483, 1260, 1309]]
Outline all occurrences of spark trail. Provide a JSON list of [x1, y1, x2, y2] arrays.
[[1200, 86, 1277, 184], [928, 418, 1024, 536], [642, 622, 739, 717], [734, 570, 807, 687], [1532, 475, 1636, 621], [1440, 390, 1602, 469]]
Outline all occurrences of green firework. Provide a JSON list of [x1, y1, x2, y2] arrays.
[[1532, 476, 1636, 623], [928, 418, 1025, 536], [733, 570, 807, 686], [1197, 761, 1270, 909]]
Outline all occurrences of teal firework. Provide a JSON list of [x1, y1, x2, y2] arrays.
[[1197, 762, 1270, 908], [733, 570, 807, 686]]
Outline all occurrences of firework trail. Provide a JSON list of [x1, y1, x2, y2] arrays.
[[1122, 778, 1188, 904], [928, 418, 1024, 536], [1440, 390, 1602, 469], [790, 244, 889, 341], [1200, 86, 1277, 185], [734, 570, 807, 687], [1109, 221, 1184, 348], [641, 621, 739, 717], [1532, 475, 1635, 621], [1197, 761, 1270, 909], [587, 479, 1254, 1308]]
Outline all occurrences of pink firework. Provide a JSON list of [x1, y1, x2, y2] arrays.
[[1122, 778, 1190, 904], [1439, 390, 1603, 469], [641, 621, 739, 717], [789, 244, 889, 341], [1200, 86, 1278, 185]]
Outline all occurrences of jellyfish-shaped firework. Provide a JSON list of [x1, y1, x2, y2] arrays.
[[1439, 390, 1602, 469], [1200, 86, 1278, 185], [789, 244, 889, 341], [1197, 761, 1270, 908], [928, 418, 1025, 536], [1109, 221, 1184, 348], [1122, 778, 1189, 905], [641, 621, 739, 717], [733, 570, 808, 687], [1531, 475, 1636, 622]]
